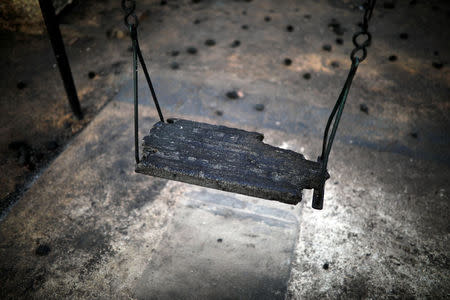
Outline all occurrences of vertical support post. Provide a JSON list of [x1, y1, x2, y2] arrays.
[[38, 0, 83, 120]]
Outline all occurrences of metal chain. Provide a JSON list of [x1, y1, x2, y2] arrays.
[[122, 0, 165, 164], [314, 0, 376, 209], [121, 0, 139, 29], [323, 0, 377, 161], [350, 0, 377, 62]]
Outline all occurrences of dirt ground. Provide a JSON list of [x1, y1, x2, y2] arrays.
[[0, 0, 134, 214]]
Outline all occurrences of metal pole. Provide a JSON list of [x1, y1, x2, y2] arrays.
[[38, 0, 83, 120], [132, 35, 139, 164]]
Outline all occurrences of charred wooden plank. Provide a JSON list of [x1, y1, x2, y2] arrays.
[[136, 119, 325, 205]]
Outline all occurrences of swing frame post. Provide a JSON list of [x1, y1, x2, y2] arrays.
[[38, 0, 83, 120]]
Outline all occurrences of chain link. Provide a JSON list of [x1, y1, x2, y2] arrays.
[[121, 0, 139, 29], [350, 0, 376, 62]]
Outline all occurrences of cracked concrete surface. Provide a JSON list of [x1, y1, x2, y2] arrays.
[[0, 0, 449, 299]]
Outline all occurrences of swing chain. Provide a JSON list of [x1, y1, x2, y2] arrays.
[[122, 0, 165, 164], [122, 0, 139, 29], [314, 0, 376, 209], [350, 0, 376, 62]]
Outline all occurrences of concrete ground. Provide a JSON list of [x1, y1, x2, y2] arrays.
[[1, 0, 449, 299]]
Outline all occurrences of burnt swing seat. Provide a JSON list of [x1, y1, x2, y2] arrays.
[[136, 119, 327, 205]]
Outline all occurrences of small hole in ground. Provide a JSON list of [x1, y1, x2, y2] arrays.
[[388, 55, 397, 62]]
